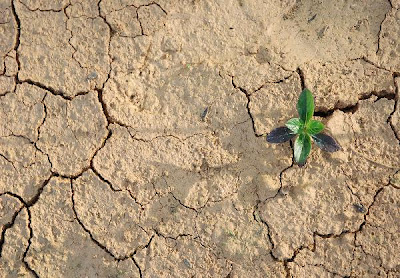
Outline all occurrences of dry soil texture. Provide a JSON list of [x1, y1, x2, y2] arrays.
[[0, 0, 400, 277]]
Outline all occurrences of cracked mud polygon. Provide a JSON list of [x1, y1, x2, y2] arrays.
[[0, 0, 400, 277]]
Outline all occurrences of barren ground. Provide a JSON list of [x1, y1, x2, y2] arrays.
[[0, 0, 400, 277]]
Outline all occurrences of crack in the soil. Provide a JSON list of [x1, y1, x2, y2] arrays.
[[17, 0, 69, 13], [231, 77, 260, 137], [314, 89, 396, 117], [131, 235, 156, 278], [18, 79, 89, 100], [70, 179, 137, 261], [0, 152, 17, 171], [131, 256, 143, 278], [352, 56, 395, 73], [255, 181, 389, 277], [0, 194, 24, 257], [10, 0, 21, 91], [388, 75, 400, 144], [63, 3, 87, 71], [136, 1, 168, 36], [169, 192, 201, 213], [376, 0, 393, 54], [36, 93, 47, 142], [312, 263, 349, 278], [5, 175, 54, 277], [136, 7, 144, 36], [22, 207, 40, 278], [5, 1, 399, 276]]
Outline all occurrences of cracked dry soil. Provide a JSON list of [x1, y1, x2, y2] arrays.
[[0, 0, 400, 277]]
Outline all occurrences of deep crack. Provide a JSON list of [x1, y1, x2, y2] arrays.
[[22, 208, 39, 278], [314, 90, 396, 117], [231, 76, 262, 137], [0, 194, 24, 257], [70, 179, 131, 261], [376, 0, 393, 54]]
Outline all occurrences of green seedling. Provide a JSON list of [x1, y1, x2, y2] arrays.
[[266, 89, 341, 166]]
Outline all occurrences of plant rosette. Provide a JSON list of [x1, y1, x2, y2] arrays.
[[266, 89, 341, 166]]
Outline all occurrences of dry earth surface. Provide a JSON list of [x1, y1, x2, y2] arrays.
[[0, 0, 400, 277]]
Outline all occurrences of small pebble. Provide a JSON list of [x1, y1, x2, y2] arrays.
[[183, 259, 191, 268], [308, 14, 317, 23], [201, 107, 209, 121], [87, 72, 98, 80], [353, 203, 366, 213]]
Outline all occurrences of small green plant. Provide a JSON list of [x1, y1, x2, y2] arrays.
[[266, 89, 341, 166]]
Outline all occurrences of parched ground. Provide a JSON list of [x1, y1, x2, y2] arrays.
[[0, 0, 400, 277]]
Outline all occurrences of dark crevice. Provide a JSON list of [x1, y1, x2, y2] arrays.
[[70, 177, 151, 261], [18, 78, 88, 100], [256, 184, 388, 273], [11, 0, 21, 87], [17, 0, 68, 12], [88, 129, 121, 191], [12, 1, 86, 102], [51, 167, 90, 180], [36, 93, 47, 142], [314, 103, 359, 117], [97, 0, 113, 89], [89, 164, 116, 191], [314, 90, 396, 118], [356, 186, 385, 234], [151, 230, 191, 241], [252, 206, 282, 263], [0, 196, 25, 257], [352, 57, 392, 72], [22, 175, 54, 207], [0, 153, 17, 170], [248, 74, 294, 95], [70, 180, 130, 261], [16, 176, 54, 277], [388, 75, 400, 144], [132, 256, 143, 278], [63, 3, 86, 71], [136, 8, 144, 36], [96, 89, 114, 124], [147, 2, 168, 15], [125, 188, 145, 208], [225, 266, 234, 278], [169, 192, 200, 213], [284, 261, 292, 278], [376, 1, 392, 54], [231, 76, 262, 137], [136, 2, 168, 35], [22, 208, 39, 278]]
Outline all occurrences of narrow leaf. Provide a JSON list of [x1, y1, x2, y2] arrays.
[[297, 89, 314, 124], [266, 127, 296, 143], [307, 120, 324, 135], [294, 133, 312, 166], [312, 133, 341, 152], [286, 118, 302, 134]]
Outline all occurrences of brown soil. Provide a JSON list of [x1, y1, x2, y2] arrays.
[[1, 0, 399, 277]]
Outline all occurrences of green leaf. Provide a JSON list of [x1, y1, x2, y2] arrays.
[[286, 118, 302, 134], [266, 127, 296, 143], [297, 89, 314, 124], [294, 133, 312, 166], [306, 120, 324, 135]]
